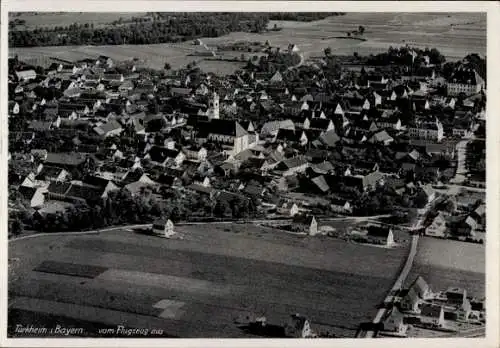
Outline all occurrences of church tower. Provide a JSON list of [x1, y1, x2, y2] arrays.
[[208, 91, 219, 119]]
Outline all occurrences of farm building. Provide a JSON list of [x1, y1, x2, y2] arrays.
[[382, 307, 408, 337], [419, 303, 445, 328], [288, 44, 300, 53], [366, 225, 395, 247], [425, 213, 447, 238], [152, 219, 176, 238], [293, 214, 318, 236], [284, 314, 315, 338]]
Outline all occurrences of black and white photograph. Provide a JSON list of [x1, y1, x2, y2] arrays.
[[1, 1, 498, 347]]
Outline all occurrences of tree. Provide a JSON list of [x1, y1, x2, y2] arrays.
[[11, 218, 23, 236]]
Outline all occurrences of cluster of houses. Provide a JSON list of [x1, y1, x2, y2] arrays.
[[7, 46, 486, 231], [425, 191, 485, 242], [381, 276, 485, 337]]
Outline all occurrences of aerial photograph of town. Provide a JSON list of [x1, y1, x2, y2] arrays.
[[6, 10, 487, 340]]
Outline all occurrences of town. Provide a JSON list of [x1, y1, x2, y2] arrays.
[[7, 12, 486, 339]]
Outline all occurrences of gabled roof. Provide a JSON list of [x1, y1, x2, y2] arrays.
[[409, 276, 430, 298], [367, 225, 391, 238], [311, 175, 330, 193], [279, 156, 308, 170], [206, 119, 248, 137], [46, 152, 86, 167], [147, 146, 182, 163], [420, 303, 443, 318]]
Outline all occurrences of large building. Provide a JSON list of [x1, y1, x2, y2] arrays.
[[446, 66, 485, 96]]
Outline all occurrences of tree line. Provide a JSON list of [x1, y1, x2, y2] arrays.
[[9, 13, 270, 47], [266, 13, 345, 21]]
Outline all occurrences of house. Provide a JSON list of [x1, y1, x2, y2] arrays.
[[445, 287, 467, 307], [366, 225, 395, 247], [446, 66, 485, 96], [399, 288, 421, 313], [284, 314, 314, 338], [93, 120, 123, 138], [278, 202, 299, 217], [182, 145, 207, 162], [275, 156, 309, 177], [144, 146, 186, 167], [18, 186, 45, 208], [44, 152, 86, 170], [275, 129, 308, 146], [408, 119, 444, 142], [308, 118, 334, 132], [152, 219, 176, 238], [421, 185, 436, 204], [260, 119, 295, 137], [425, 213, 447, 238], [369, 130, 394, 146], [15, 69, 37, 81], [449, 215, 478, 238], [270, 71, 283, 84], [382, 308, 408, 337], [35, 166, 69, 182], [330, 198, 352, 214], [420, 304, 445, 328], [409, 276, 432, 300], [288, 44, 300, 53], [292, 214, 318, 236]]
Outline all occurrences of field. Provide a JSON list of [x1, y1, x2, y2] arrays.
[[9, 12, 147, 30], [9, 223, 408, 338], [10, 12, 486, 74], [405, 236, 485, 298]]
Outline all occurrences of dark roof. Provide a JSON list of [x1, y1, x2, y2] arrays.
[[420, 304, 442, 318], [278, 156, 308, 170], [367, 225, 391, 238], [66, 183, 105, 202], [83, 175, 113, 189], [18, 186, 37, 199], [47, 181, 72, 195], [276, 129, 305, 142], [45, 152, 86, 167], [309, 118, 332, 130], [448, 66, 483, 85], [206, 119, 247, 137], [148, 146, 181, 163], [35, 166, 65, 180]]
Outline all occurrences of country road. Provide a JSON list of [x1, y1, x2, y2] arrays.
[[363, 233, 420, 338]]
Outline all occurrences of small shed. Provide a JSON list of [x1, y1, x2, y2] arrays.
[[366, 225, 395, 247], [152, 219, 175, 238]]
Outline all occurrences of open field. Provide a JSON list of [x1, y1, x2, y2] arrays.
[[10, 12, 485, 73], [405, 237, 485, 298], [10, 12, 147, 30], [9, 223, 408, 338]]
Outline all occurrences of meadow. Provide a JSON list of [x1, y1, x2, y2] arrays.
[[9, 223, 408, 338], [405, 236, 485, 298]]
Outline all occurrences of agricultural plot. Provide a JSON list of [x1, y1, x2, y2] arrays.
[[9, 224, 408, 338], [405, 237, 485, 298], [10, 12, 146, 30], [10, 12, 485, 74]]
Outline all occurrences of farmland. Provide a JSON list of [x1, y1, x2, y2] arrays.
[[9, 12, 147, 30], [9, 223, 408, 338], [10, 12, 485, 74], [405, 237, 485, 298]]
